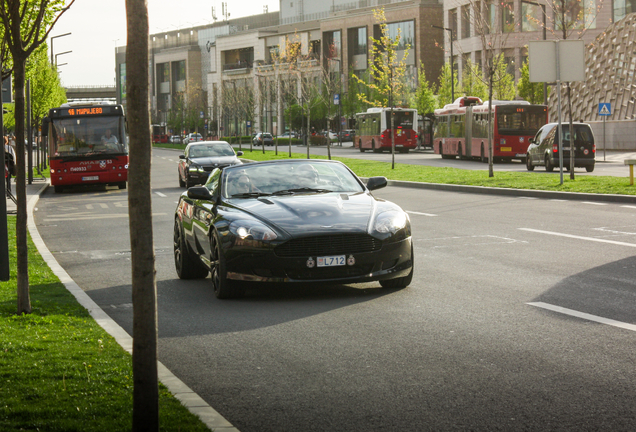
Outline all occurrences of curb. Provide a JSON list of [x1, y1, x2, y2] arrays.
[[26, 183, 239, 432]]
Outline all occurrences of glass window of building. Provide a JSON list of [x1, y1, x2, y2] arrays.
[[449, 9, 458, 40], [354, 27, 367, 55], [324, 30, 342, 58], [556, 0, 597, 30], [613, 0, 634, 22], [387, 20, 414, 50], [462, 5, 471, 39], [521, 2, 543, 32], [502, 1, 515, 33]]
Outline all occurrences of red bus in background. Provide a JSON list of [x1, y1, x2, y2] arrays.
[[43, 102, 128, 193], [354, 107, 418, 153], [433, 97, 548, 163], [152, 124, 168, 143]]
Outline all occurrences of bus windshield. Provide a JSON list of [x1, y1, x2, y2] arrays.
[[496, 106, 546, 136], [51, 116, 127, 157], [384, 111, 415, 129]]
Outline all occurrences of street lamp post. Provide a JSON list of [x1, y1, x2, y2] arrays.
[[331, 57, 344, 147], [522, 0, 547, 105], [432, 25, 454, 102], [50, 32, 71, 65], [55, 50, 72, 68]]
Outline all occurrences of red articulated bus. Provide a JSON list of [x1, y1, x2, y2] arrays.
[[354, 107, 418, 153], [433, 97, 548, 163], [43, 102, 128, 193]]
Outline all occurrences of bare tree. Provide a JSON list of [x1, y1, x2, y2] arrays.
[[0, 0, 75, 314], [125, 0, 159, 429]]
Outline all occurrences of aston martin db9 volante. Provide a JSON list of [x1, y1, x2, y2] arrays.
[[174, 159, 414, 299], [178, 141, 243, 188]]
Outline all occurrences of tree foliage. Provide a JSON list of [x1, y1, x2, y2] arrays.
[[413, 62, 437, 114], [517, 58, 546, 104], [353, 8, 410, 108], [437, 62, 460, 107], [26, 44, 67, 121], [461, 59, 488, 101], [491, 54, 516, 101]]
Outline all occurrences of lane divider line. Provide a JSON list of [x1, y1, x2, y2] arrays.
[[527, 302, 636, 332], [407, 211, 437, 217], [519, 228, 636, 248]]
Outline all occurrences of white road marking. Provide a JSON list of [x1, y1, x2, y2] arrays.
[[519, 228, 636, 248], [621, 205, 636, 209], [407, 210, 437, 217], [528, 302, 636, 332], [582, 201, 608, 206], [45, 213, 167, 222], [155, 192, 167, 197]]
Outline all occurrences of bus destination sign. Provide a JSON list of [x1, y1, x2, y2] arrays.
[[54, 105, 122, 118]]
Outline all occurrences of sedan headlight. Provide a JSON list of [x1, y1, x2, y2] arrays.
[[229, 219, 277, 241], [189, 164, 204, 173], [374, 210, 407, 234]]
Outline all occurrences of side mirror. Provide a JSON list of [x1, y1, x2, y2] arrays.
[[236, 151, 244, 156], [179, 154, 186, 159], [187, 186, 212, 200], [366, 176, 387, 191]]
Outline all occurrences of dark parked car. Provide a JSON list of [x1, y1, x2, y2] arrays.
[[339, 129, 355, 141], [178, 141, 243, 188], [526, 122, 596, 172], [253, 132, 274, 146], [174, 159, 414, 299]]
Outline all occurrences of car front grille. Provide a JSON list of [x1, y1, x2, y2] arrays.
[[274, 234, 382, 258], [203, 164, 231, 172]]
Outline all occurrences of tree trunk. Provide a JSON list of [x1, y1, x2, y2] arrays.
[[126, 0, 159, 430], [14, 55, 30, 314]]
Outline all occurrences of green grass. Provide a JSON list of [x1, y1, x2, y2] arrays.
[[0, 216, 209, 431], [232, 148, 636, 196]]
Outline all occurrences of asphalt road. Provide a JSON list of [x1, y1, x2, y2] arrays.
[[241, 141, 636, 177], [34, 147, 636, 431]]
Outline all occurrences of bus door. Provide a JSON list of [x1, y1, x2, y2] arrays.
[[465, 106, 474, 157]]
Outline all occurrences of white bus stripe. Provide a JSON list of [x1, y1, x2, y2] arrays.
[[528, 302, 636, 332], [519, 228, 636, 248]]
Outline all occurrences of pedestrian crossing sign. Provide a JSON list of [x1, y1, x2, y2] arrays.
[[598, 103, 611, 116]]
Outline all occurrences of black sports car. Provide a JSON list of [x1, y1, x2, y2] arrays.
[[174, 159, 414, 299], [178, 141, 243, 188]]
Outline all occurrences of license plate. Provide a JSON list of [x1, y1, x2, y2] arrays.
[[563, 147, 571, 151], [501, 147, 512, 152], [82, 176, 99, 181], [317, 255, 345, 267]]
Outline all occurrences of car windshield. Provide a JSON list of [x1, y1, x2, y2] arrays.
[[188, 143, 235, 158], [220, 162, 365, 198]]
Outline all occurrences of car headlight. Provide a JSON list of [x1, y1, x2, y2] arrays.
[[189, 164, 204, 173], [374, 210, 407, 234], [229, 219, 277, 241]]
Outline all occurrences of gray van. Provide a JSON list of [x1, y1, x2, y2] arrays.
[[526, 122, 595, 172]]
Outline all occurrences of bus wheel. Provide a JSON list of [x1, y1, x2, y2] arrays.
[[359, 140, 365, 152], [53, 185, 64, 193], [545, 155, 554, 172], [458, 143, 463, 160], [372, 140, 379, 153], [118, 182, 127, 190], [480, 144, 487, 163]]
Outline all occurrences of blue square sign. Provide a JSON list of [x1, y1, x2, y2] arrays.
[[598, 103, 611, 116]]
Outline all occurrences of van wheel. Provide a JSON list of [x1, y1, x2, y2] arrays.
[[586, 164, 595, 172], [545, 155, 554, 172], [526, 155, 534, 171], [359, 140, 365, 152]]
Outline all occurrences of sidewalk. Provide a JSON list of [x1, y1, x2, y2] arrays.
[[5, 179, 49, 214]]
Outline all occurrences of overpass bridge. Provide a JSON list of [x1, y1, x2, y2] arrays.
[[64, 85, 117, 102]]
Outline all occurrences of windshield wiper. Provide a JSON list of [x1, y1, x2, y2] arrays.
[[230, 192, 272, 198], [272, 188, 332, 194]]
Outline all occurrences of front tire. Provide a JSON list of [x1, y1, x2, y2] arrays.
[[118, 182, 127, 190], [174, 220, 208, 279], [545, 155, 554, 172], [526, 155, 535, 171], [210, 231, 243, 299], [586, 164, 595, 172]]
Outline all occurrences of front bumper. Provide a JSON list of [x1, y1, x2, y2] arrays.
[[225, 237, 413, 284]]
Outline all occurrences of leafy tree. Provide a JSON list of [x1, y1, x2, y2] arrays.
[[437, 62, 460, 107], [125, 0, 159, 429], [461, 59, 488, 101], [27, 44, 67, 123], [0, 0, 75, 314], [414, 62, 437, 114], [517, 58, 546, 104], [353, 8, 410, 109], [491, 54, 516, 101]]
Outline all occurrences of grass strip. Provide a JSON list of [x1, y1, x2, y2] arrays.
[[228, 148, 636, 196], [0, 216, 209, 431]]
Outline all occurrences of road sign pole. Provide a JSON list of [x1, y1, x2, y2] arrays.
[[603, 116, 606, 162]]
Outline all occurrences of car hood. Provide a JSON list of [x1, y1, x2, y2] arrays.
[[229, 192, 380, 236], [190, 156, 238, 165]]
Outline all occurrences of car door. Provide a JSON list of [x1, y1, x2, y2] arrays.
[[528, 127, 543, 164], [192, 169, 221, 262]]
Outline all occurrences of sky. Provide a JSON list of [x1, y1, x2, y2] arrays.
[[48, 0, 280, 87]]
